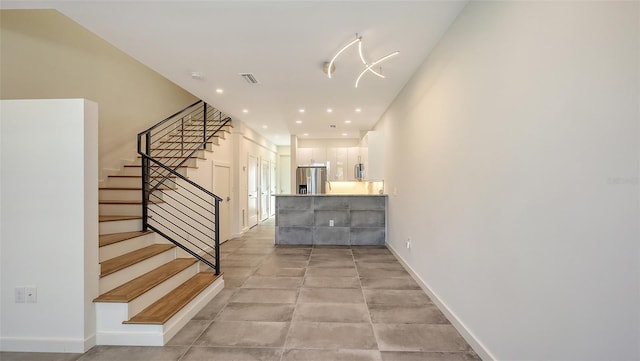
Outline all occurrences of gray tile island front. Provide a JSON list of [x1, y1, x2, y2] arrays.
[[275, 195, 387, 245]]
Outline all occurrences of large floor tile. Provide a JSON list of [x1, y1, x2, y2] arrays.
[[283, 349, 382, 361], [303, 276, 360, 288], [286, 322, 377, 349], [254, 265, 306, 277], [353, 253, 399, 262], [216, 302, 295, 322], [181, 347, 282, 361], [364, 289, 432, 305], [230, 288, 299, 303], [360, 277, 421, 290], [369, 304, 449, 324], [220, 265, 255, 276], [166, 319, 210, 345], [298, 288, 365, 303], [77, 346, 186, 361], [294, 303, 371, 323], [358, 267, 409, 278], [192, 288, 238, 320], [195, 321, 289, 347], [380, 351, 481, 361], [374, 324, 470, 352], [305, 266, 358, 277], [356, 260, 405, 268], [242, 276, 303, 288], [308, 259, 356, 268], [0, 353, 83, 361]]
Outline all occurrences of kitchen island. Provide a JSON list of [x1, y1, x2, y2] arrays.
[[275, 195, 387, 245]]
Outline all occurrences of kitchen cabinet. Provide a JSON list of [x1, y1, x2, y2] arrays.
[[361, 131, 384, 181], [346, 147, 362, 181], [326, 147, 348, 181], [297, 147, 326, 166]]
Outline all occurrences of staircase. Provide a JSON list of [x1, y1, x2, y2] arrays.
[[94, 101, 232, 345]]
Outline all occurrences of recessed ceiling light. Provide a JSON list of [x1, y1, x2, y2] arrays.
[[355, 108, 362, 113], [327, 108, 333, 113], [341, 133, 348, 136], [242, 109, 249, 113], [344, 120, 352, 124], [295, 120, 303, 124], [299, 108, 305, 113], [216, 88, 224, 94], [303, 133, 309, 136], [262, 125, 268, 129]]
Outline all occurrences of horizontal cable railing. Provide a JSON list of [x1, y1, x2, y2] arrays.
[[137, 101, 232, 274]]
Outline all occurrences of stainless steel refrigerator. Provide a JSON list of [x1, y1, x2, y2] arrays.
[[296, 166, 327, 194]]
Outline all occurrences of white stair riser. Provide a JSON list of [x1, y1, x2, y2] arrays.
[[159, 142, 215, 151], [122, 166, 188, 177], [99, 248, 176, 293], [137, 157, 198, 168], [99, 203, 143, 217], [100, 189, 165, 202], [127, 262, 199, 318], [106, 177, 179, 189], [99, 233, 157, 262], [100, 219, 142, 235], [95, 303, 164, 346], [95, 276, 223, 346], [150, 149, 206, 158]]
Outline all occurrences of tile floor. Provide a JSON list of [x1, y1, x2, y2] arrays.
[[1, 220, 480, 361]]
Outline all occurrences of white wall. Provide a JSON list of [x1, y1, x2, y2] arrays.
[[379, 2, 639, 360], [0, 10, 197, 181], [0, 99, 99, 352]]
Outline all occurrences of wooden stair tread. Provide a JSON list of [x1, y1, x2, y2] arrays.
[[100, 244, 175, 277], [109, 175, 177, 178], [124, 164, 196, 169], [99, 215, 142, 222], [94, 258, 198, 303], [99, 230, 154, 247], [138, 155, 205, 160], [124, 272, 220, 324], [100, 187, 142, 190], [99, 199, 162, 205]]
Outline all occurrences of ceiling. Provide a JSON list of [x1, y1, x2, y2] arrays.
[[2, 1, 467, 146]]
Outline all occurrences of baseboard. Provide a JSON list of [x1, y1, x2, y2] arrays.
[[0, 334, 94, 353], [386, 243, 496, 361]]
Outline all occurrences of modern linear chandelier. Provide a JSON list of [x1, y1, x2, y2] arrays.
[[323, 34, 399, 88]]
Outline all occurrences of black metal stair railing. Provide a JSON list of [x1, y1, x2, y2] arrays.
[[137, 100, 232, 274]]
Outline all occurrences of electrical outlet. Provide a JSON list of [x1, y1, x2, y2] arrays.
[[406, 237, 411, 249], [15, 287, 25, 303], [329, 219, 334, 227], [25, 287, 37, 303]]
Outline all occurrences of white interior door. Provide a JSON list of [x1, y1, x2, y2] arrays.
[[260, 159, 270, 221], [270, 161, 276, 216], [213, 163, 231, 243], [248, 155, 259, 228]]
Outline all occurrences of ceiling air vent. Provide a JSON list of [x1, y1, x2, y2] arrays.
[[239, 73, 259, 84]]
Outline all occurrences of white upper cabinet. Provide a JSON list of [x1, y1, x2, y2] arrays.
[[327, 147, 348, 181], [361, 131, 384, 181]]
